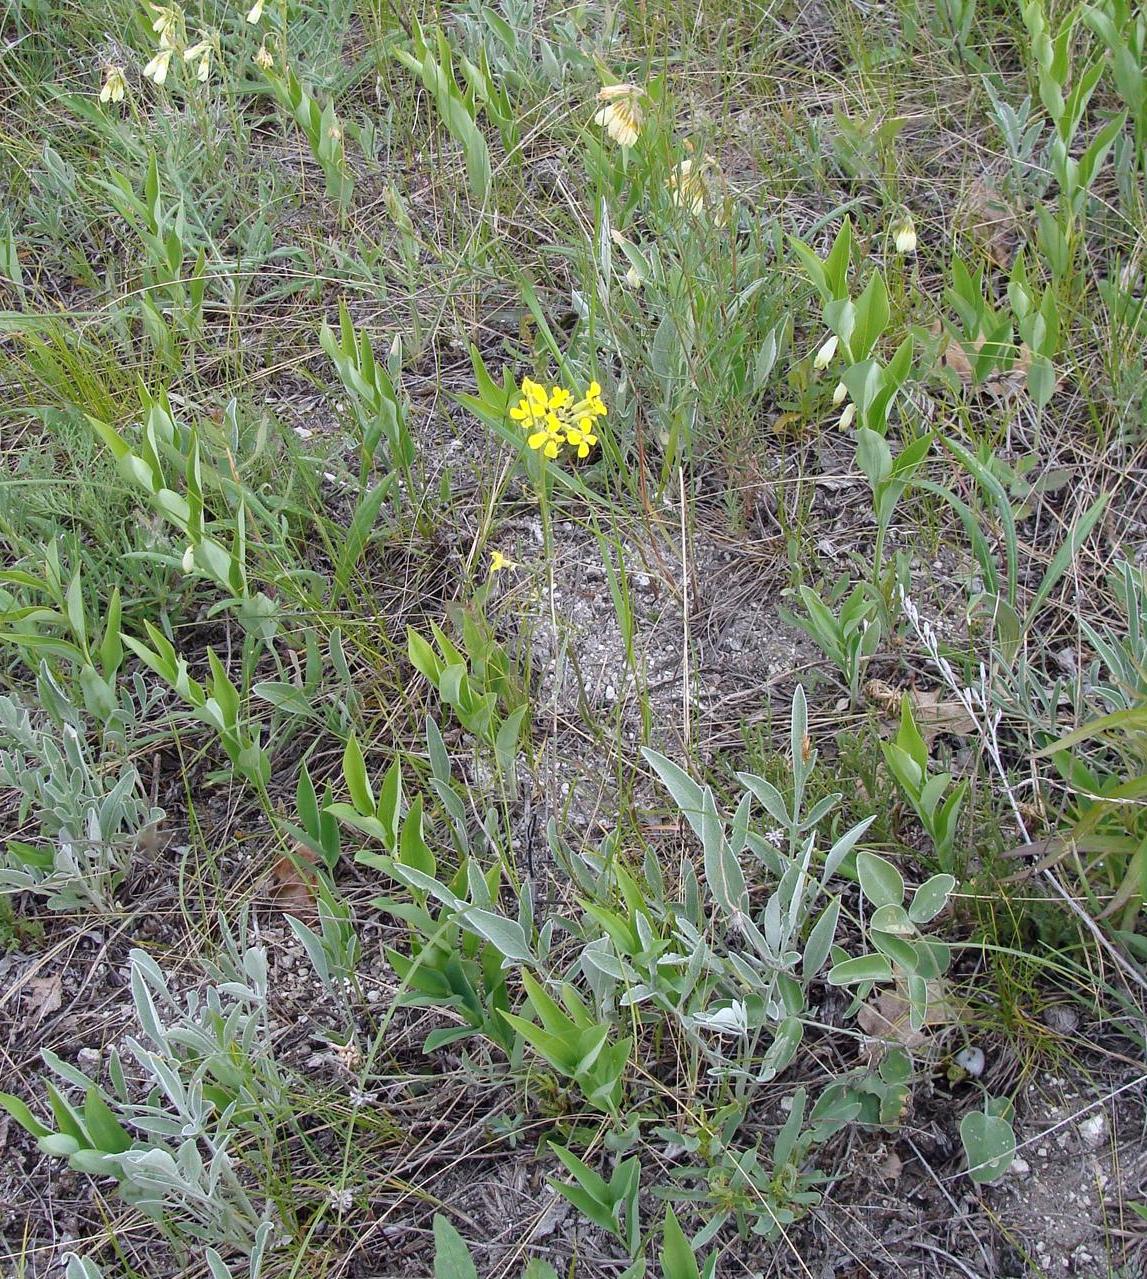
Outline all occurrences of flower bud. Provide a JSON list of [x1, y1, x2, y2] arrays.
[[813, 334, 838, 370]]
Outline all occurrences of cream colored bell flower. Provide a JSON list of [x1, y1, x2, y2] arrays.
[[184, 39, 211, 82], [149, 3, 181, 47], [100, 65, 127, 103], [667, 158, 707, 214], [813, 334, 838, 370], [838, 402, 856, 429], [892, 212, 917, 254], [246, 0, 265, 21], [832, 380, 848, 406], [593, 83, 643, 148], [143, 46, 174, 85]]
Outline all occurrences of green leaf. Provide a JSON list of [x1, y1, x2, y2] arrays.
[[960, 1109, 1016, 1183], [856, 850, 905, 908], [909, 874, 956, 924], [869, 903, 915, 936], [342, 735, 374, 816], [432, 1214, 478, 1279], [827, 953, 894, 985], [660, 1207, 700, 1279], [0, 1091, 51, 1139], [333, 477, 393, 605], [83, 1089, 131, 1154], [802, 897, 840, 980], [398, 794, 436, 878], [461, 909, 535, 966]]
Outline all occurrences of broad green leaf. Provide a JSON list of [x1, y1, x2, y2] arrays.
[[960, 1109, 1016, 1183], [432, 1214, 478, 1279], [827, 953, 893, 985], [856, 850, 905, 907], [909, 873, 956, 924]]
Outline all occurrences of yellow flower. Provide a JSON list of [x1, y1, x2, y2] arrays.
[[489, 550, 516, 573], [246, 0, 265, 21], [184, 38, 211, 82], [593, 83, 643, 147], [527, 421, 565, 459], [149, 3, 181, 47], [513, 376, 607, 461], [100, 65, 127, 103], [253, 41, 274, 70], [832, 381, 848, 406], [565, 418, 599, 459], [813, 334, 838, 370], [838, 402, 856, 429], [892, 212, 917, 254], [143, 46, 174, 85]]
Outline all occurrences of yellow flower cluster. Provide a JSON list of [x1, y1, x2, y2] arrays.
[[510, 378, 607, 460]]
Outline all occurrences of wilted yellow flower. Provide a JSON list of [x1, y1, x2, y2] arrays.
[[489, 550, 516, 573], [246, 0, 265, 21], [667, 158, 706, 214], [593, 83, 643, 147], [253, 40, 274, 69], [509, 377, 607, 462], [143, 46, 174, 84], [184, 39, 211, 82], [100, 65, 127, 103], [149, 3, 181, 47], [813, 334, 838, 370], [892, 212, 917, 254]]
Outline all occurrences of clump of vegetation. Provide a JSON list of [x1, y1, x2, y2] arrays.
[[2, 0, 1146, 1274]]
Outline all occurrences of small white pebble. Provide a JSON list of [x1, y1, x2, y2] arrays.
[[1078, 1112, 1107, 1149]]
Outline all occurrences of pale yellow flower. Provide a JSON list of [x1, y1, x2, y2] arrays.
[[838, 402, 856, 429], [253, 40, 274, 69], [184, 39, 211, 82], [143, 46, 174, 85], [246, 0, 265, 21], [892, 212, 917, 254], [625, 264, 644, 288], [149, 3, 181, 47], [813, 334, 838, 370], [832, 381, 848, 406], [668, 154, 728, 224], [100, 65, 127, 103], [593, 83, 643, 148]]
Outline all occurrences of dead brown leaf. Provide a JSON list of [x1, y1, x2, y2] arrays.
[[858, 978, 959, 1064], [24, 973, 63, 1023], [866, 679, 977, 743], [959, 177, 1019, 268], [266, 842, 320, 922]]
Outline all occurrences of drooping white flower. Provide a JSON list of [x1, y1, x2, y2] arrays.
[[892, 212, 917, 254], [143, 46, 174, 85], [100, 65, 127, 103], [813, 334, 838, 370]]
